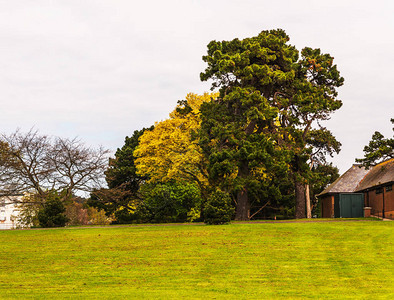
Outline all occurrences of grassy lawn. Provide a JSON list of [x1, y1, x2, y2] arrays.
[[0, 220, 393, 299]]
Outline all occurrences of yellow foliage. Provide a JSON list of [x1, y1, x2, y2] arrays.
[[134, 92, 218, 186]]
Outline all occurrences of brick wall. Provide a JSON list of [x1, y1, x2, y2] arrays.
[[321, 195, 334, 218], [366, 184, 394, 219]]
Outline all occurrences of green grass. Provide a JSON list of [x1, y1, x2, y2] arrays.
[[0, 221, 393, 299]]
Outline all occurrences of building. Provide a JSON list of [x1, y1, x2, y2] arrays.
[[318, 165, 369, 218], [355, 159, 394, 219], [0, 195, 23, 230], [318, 159, 394, 219]]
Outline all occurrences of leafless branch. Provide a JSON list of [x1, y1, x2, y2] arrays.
[[0, 129, 110, 202]]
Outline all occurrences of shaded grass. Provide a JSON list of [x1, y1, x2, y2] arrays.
[[0, 221, 393, 299]]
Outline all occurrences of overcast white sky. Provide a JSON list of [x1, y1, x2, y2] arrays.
[[0, 0, 393, 173]]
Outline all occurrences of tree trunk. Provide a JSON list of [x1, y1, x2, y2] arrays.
[[235, 188, 250, 220], [305, 183, 311, 218], [235, 161, 250, 221], [295, 180, 306, 219]]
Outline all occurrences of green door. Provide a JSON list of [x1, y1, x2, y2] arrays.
[[339, 194, 364, 218], [334, 194, 340, 218]]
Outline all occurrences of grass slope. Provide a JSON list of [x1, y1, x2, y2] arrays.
[[0, 221, 393, 299]]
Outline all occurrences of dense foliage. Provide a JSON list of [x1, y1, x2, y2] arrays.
[[203, 190, 234, 225], [106, 127, 153, 191], [140, 182, 202, 223], [37, 191, 68, 228], [134, 93, 217, 194], [90, 120, 206, 224]]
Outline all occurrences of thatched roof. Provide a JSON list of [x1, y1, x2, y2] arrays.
[[318, 164, 369, 197], [356, 159, 394, 191]]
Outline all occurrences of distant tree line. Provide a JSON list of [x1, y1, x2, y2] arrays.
[[3, 29, 369, 226]]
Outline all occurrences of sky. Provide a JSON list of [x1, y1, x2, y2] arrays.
[[0, 0, 393, 173]]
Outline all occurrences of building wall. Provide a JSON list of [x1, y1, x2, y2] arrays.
[[321, 195, 335, 218], [366, 190, 383, 217], [0, 196, 22, 230], [365, 184, 394, 219], [385, 185, 394, 219]]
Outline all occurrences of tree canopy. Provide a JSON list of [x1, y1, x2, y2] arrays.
[[356, 118, 394, 168], [199, 29, 343, 220], [105, 127, 153, 191], [134, 92, 217, 191], [89, 127, 152, 221]]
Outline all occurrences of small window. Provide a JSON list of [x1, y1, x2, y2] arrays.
[[386, 185, 392, 192], [375, 188, 383, 194]]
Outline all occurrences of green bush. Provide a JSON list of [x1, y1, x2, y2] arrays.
[[140, 182, 202, 223], [37, 191, 68, 228], [113, 208, 140, 224], [204, 190, 234, 225]]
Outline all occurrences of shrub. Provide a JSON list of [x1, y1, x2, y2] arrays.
[[65, 200, 112, 226], [65, 201, 89, 225], [113, 208, 137, 224], [140, 182, 202, 223], [87, 207, 112, 225], [37, 191, 68, 228], [204, 190, 234, 225]]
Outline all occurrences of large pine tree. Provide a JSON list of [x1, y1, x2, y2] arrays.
[[199, 29, 343, 219]]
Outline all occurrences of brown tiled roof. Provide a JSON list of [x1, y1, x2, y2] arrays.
[[355, 159, 394, 191], [318, 164, 369, 196]]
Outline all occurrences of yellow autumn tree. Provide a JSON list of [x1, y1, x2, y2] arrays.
[[134, 92, 218, 190]]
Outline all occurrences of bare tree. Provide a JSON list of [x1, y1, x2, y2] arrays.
[[0, 130, 53, 199], [48, 137, 109, 199], [0, 140, 17, 196], [0, 129, 110, 203]]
